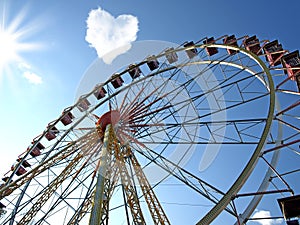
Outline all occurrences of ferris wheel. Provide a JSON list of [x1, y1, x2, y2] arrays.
[[0, 34, 300, 225]]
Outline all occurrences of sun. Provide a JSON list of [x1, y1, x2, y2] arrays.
[[0, 29, 19, 67], [0, 2, 41, 77]]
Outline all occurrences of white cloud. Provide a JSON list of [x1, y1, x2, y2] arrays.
[[252, 210, 283, 225], [23, 71, 42, 84], [85, 7, 139, 64], [18, 62, 43, 85]]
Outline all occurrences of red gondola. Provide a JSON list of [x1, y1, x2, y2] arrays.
[[111, 74, 124, 89], [184, 41, 198, 59], [263, 40, 284, 66], [128, 64, 142, 79], [94, 86, 107, 100], [61, 111, 74, 126], [17, 158, 31, 167], [243, 35, 262, 55], [77, 97, 91, 112], [30, 141, 44, 157], [223, 35, 238, 55], [278, 195, 300, 225], [281, 50, 300, 81], [11, 164, 27, 176], [147, 56, 159, 71], [203, 37, 218, 56], [165, 47, 178, 64], [45, 126, 59, 141]]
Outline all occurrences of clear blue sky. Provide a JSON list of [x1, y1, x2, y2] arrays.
[[0, 0, 300, 224]]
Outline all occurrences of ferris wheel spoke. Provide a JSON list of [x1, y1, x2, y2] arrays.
[[33, 148, 101, 225], [17, 151, 85, 225], [0, 142, 78, 200], [135, 118, 268, 145], [0, 130, 100, 200], [125, 146, 171, 224], [66, 172, 98, 225], [119, 84, 147, 115], [131, 143, 237, 216], [123, 73, 269, 142], [0, 131, 100, 225]]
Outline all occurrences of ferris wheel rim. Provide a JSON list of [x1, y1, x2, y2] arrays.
[[192, 44, 275, 225]]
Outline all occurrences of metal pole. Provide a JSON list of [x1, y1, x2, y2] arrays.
[[89, 124, 112, 225]]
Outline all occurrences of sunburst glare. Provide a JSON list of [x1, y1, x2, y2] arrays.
[[0, 27, 19, 67], [0, 2, 42, 80]]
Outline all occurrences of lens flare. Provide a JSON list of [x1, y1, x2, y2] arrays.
[[0, 2, 42, 78], [0, 29, 19, 67]]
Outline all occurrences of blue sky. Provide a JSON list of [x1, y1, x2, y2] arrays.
[[0, 0, 300, 224]]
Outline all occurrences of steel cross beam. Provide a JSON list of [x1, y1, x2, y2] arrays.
[[111, 131, 146, 225], [98, 161, 120, 225], [17, 152, 84, 225], [0, 131, 98, 201], [125, 146, 171, 225], [68, 161, 120, 225], [68, 188, 95, 225]]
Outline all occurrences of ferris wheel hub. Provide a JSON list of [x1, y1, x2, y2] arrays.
[[96, 110, 121, 132]]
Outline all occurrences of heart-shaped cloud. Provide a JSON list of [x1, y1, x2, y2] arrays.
[[85, 7, 139, 64]]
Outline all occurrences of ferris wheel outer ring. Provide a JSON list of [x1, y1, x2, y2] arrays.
[[195, 44, 276, 225]]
